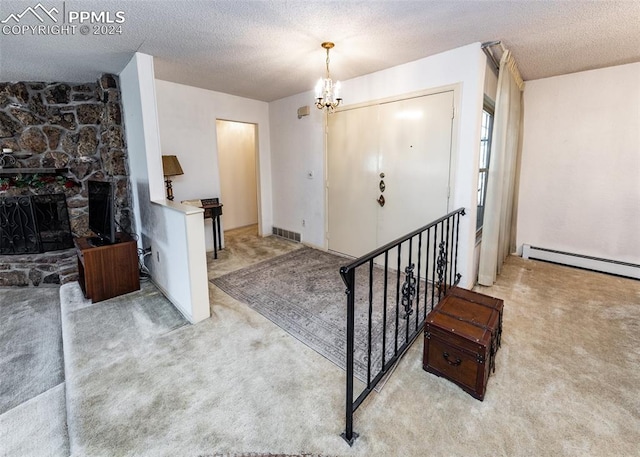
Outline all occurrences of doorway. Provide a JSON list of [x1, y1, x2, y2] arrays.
[[327, 90, 455, 260], [215, 120, 259, 234]]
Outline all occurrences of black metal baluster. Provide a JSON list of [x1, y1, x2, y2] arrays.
[[406, 239, 413, 343], [431, 224, 438, 310], [340, 266, 357, 445], [445, 217, 451, 294], [416, 233, 422, 332], [436, 222, 446, 300], [424, 228, 430, 318], [367, 259, 373, 388], [395, 243, 401, 354], [454, 211, 462, 284], [382, 251, 389, 368]]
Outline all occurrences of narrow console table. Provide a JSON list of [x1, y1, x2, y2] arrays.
[[75, 233, 140, 303], [181, 198, 224, 259], [200, 198, 223, 259]]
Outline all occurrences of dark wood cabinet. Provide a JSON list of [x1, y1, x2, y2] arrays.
[[75, 233, 140, 303]]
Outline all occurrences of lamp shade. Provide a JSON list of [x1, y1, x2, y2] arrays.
[[162, 155, 184, 177]]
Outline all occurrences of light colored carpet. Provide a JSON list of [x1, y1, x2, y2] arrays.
[[55, 223, 640, 457], [0, 382, 69, 457], [60, 280, 188, 456], [0, 286, 64, 414], [212, 247, 429, 385]]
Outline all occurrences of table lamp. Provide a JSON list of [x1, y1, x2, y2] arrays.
[[161, 155, 184, 201]]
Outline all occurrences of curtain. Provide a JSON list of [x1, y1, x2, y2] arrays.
[[478, 50, 525, 286]]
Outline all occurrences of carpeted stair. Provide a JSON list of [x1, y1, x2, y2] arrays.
[[59, 280, 188, 456], [0, 287, 70, 457]]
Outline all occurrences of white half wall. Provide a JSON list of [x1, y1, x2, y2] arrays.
[[145, 201, 210, 323], [119, 52, 210, 323], [154, 79, 272, 248], [517, 62, 640, 265], [269, 43, 486, 288]]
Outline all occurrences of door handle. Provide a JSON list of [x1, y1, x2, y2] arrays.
[[377, 195, 385, 207]]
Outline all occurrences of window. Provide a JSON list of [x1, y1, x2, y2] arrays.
[[476, 103, 494, 238]]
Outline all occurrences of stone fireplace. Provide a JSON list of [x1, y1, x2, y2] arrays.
[[0, 75, 134, 286]]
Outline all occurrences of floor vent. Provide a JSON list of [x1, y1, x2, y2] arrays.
[[272, 226, 301, 243], [522, 245, 640, 280]]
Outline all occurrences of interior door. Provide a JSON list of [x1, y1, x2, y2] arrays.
[[376, 91, 454, 274], [377, 92, 453, 245], [327, 90, 454, 261], [327, 104, 380, 257]]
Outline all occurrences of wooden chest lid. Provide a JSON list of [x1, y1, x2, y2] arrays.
[[427, 290, 501, 345]]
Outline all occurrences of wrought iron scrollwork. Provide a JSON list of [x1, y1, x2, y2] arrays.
[[0, 194, 73, 254], [401, 263, 416, 319], [436, 240, 446, 292]]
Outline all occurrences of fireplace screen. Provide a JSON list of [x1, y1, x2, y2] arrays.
[[0, 194, 74, 254]]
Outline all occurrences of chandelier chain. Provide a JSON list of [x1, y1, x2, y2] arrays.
[[326, 48, 331, 79]]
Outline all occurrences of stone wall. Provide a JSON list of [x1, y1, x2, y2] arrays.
[[0, 74, 133, 235], [0, 74, 134, 286]]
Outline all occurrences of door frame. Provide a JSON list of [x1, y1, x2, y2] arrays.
[[324, 83, 462, 251], [215, 118, 262, 236]]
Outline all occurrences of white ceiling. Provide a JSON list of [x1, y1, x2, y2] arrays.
[[1, 0, 639, 102]]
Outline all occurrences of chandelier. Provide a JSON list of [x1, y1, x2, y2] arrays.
[[315, 42, 342, 112]]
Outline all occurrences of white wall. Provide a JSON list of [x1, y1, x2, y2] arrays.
[[155, 80, 272, 247], [269, 43, 486, 288], [216, 120, 258, 230], [120, 52, 210, 323], [517, 62, 640, 265]]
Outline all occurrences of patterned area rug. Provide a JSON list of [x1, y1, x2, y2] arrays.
[[212, 247, 431, 385]]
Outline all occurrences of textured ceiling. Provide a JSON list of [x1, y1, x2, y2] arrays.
[[1, 0, 639, 102]]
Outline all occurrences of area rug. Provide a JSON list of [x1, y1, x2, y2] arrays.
[[212, 247, 432, 385], [0, 287, 64, 414]]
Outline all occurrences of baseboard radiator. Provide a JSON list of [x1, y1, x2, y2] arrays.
[[522, 245, 640, 280]]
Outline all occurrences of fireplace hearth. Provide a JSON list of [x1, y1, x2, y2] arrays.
[[0, 194, 74, 255]]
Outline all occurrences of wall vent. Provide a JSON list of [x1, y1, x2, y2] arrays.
[[522, 245, 640, 280], [272, 226, 301, 243]]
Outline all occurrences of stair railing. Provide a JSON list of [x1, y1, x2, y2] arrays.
[[339, 207, 466, 445]]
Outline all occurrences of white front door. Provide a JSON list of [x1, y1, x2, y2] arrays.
[[328, 90, 454, 260], [327, 103, 380, 257]]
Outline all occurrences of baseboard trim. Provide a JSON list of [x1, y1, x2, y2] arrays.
[[522, 245, 640, 280]]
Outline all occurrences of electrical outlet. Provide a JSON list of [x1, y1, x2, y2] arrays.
[[302, 219, 306, 227]]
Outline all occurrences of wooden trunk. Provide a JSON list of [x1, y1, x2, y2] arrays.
[[423, 287, 503, 401]]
